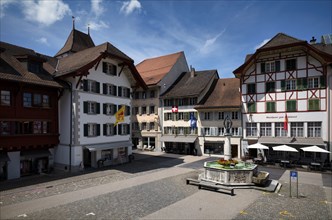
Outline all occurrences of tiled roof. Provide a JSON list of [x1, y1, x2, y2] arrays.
[[312, 43, 332, 55], [0, 41, 62, 88], [161, 70, 218, 98], [136, 51, 183, 85], [259, 33, 305, 50], [55, 29, 95, 57], [195, 78, 241, 109]]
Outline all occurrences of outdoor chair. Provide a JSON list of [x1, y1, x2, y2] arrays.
[[252, 171, 270, 186]]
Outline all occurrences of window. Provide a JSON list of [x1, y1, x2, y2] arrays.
[[203, 112, 212, 120], [82, 80, 100, 93], [23, 93, 32, 107], [291, 122, 303, 137], [119, 124, 130, 135], [0, 121, 10, 135], [33, 121, 42, 134], [141, 91, 146, 99], [246, 123, 257, 136], [286, 80, 296, 90], [308, 99, 320, 111], [247, 83, 256, 94], [265, 82, 275, 93], [123, 87, 130, 98], [164, 99, 173, 107], [204, 143, 224, 155], [150, 122, 155, 131], [308, 122, 321, 137], [261, 61, 280, 73], [28, 61, 42, 74], [103, 103, 117, 115], [132, 107, 139, 115], [204, 127, 211, 136], [285, 59, 297, 71], [84, 123, 100, 137], [178, 112, 184, 120], [149, 106, 155, 115], [84, 101, 100, 114], [1, 90, 10, 106], [103, 84, 117, 96], [266, 102, 276, 113], [164, 113, 172, 121], [218, 112, 224, 120], [218, 127, 224, 136], [33, 94, 42, 107], [232, 112, 239, 120], [247, 102, 256, 113], [286, 100, 296, 112], [164, 127, 172, 135], [150, 90, 155, 98], [308, 77, 319, 89], [125, 105, 130, 116], [178, 127, 184, 135], [142, 106, 147, 115], [275, 122, 287, 137], [42, 121, 49, 134], [103, 123, 116, 136], [42, 95, 50, 107], [260, 123, 272, 136], [102, 62, 117, 76], [189, 97, 197, 105], [141, 122, 147, 130]]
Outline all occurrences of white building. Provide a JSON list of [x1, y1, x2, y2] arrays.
[[132, 52, 189, 152], [234, 33, 332, 164], [53, 28, 146, 170]]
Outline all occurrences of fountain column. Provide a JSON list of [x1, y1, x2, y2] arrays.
[[224, 115, 232, 160]]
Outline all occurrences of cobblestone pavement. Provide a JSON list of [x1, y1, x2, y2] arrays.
[[1, 152, 331, 220]]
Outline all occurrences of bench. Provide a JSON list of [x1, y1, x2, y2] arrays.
[[186, 178, 234, 196]]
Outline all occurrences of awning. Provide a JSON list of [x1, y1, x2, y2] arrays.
[[21, 149, 51, 158], [86, 141, 133, 152], [258, 137, 325, 146], [0, 152, 10, 162], [160, 136, 197, 143]]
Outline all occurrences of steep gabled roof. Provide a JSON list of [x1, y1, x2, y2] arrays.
[[195, 78, 241, 109], [259, 33, 305, 49], [55, 29, 95, 57], [0, 41, 62, 88], [54, 42, 146, 89], [161, 70, 218, 98], [136, 51, 184, 85]]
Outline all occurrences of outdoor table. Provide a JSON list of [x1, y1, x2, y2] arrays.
[[280, 160, 290, 168], [310, 162, 321, 171]]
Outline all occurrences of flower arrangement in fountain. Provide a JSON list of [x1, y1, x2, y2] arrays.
[[217, 159, 239, 166]]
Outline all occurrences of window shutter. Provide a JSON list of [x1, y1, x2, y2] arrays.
[[103, 84, 107, 95], [260, 63, 265, 73], [103, 103, 107, 114], [281, 80, 286, 91], [95, 82, 100, 93], [112, 65, 117, 76], [102, 62, 107, 73], [113, 125, 117, 135], [296, 78, 303, 90], [96, 103, 100, 114], [320, 76, 326, 88], [84, 124, 88, 137], [302, 78, 308, 89], [275, 61, 280, 72], [113, 85, 117, 96], [103, 124, 107, 135], [83, 101, 88, 113], [96, 124, 100, 136], [126, 88, 130, 98], [83, 80, 88, 91], [118, 87, 122, 97]]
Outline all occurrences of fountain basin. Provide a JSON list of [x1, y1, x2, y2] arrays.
[[200, 161, 257, 185]]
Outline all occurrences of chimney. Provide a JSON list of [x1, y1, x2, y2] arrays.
[[309, 36, 316, 44], [190, 65, 195, 78]]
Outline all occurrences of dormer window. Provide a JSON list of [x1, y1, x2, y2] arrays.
[[102, 62, 117, 76], [28, 61, 42, 74], [285, 59, 297, 71]]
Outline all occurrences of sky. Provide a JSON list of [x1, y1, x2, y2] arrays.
[[0, 0, 331, 78]]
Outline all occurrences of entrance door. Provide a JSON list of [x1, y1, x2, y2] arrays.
[[231, 145, 238, 158], [83, 148, 91, 167]]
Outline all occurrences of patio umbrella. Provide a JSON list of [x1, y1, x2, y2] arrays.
[[301, 145, 331, 162], [247, 143, 269, 149], [272, 145, 298, 152]]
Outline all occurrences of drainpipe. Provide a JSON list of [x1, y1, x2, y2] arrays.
[[328, 69, 331, 163]]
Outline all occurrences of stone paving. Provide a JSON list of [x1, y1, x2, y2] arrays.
[[0, 151, 331, 220]]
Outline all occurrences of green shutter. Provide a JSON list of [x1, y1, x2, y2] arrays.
[[261, 63, 265, 73], [83, 80, 88, 91], [102, 62, 107, 73], [275, 61, 280, 72], [103, 83, 107, 95], [296, 78, 303, 90], [320, 76, 326, 88], [103, 124, 107, 135], [287, 100, 296, 112], [309, 99, 320, 111], [302, 78, 307, 89], [96, 103, 100, 114], [103, 103, 106, 114], [96, 82, 100, 94], [281, 80, 286, 91]]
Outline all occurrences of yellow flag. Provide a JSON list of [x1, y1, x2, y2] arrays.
[[114, 105, 125, 126]]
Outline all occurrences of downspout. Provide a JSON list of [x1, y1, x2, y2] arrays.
[[328, 66, 331, 163]]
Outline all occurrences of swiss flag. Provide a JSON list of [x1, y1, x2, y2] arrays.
[[172, 106, 178, 113], [283, 114, 288, 130]]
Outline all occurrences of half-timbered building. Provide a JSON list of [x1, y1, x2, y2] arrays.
[[234, 33, 332, 164]]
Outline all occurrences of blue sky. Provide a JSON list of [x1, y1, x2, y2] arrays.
[[0, 0, 331, 78]]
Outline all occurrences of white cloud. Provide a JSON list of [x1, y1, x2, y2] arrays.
[[120, 0, 141, 15], [36, 37, 49, 45], [91, 0, 104, 16], [22, 0, 71, 26], [200, 29, 226, 54], [254, 39, 270, 50], [88, 20, 109, 31]]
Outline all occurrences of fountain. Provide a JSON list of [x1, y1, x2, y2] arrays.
[[199, 159, 258, 185]]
